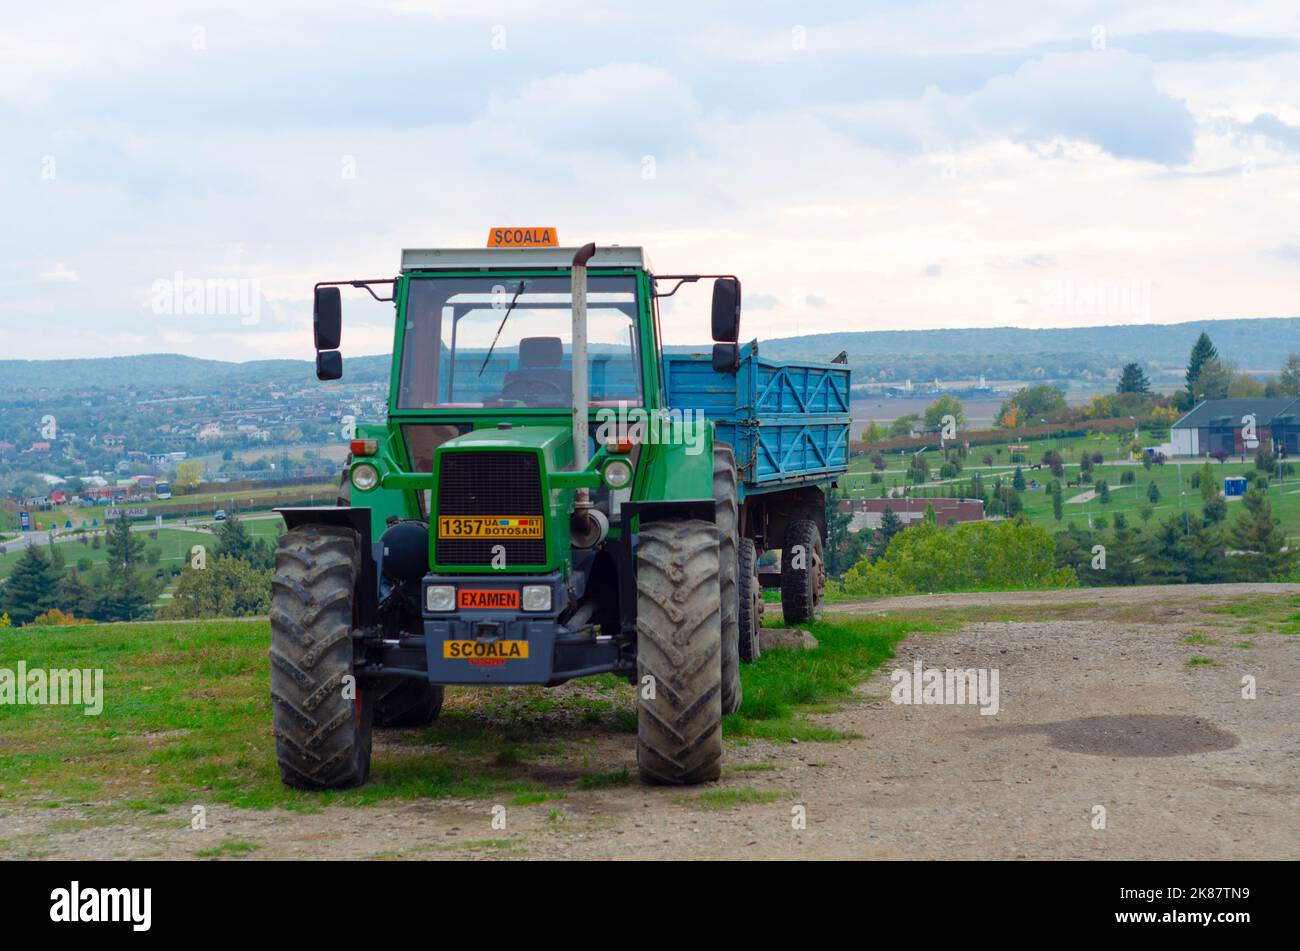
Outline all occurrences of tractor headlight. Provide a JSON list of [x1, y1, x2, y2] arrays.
[[521, 585, 552, 612], [602, 458, 633, 489], [351, 463, 380, 492], [426, 585, 455, 612]]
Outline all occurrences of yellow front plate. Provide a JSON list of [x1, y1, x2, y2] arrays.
[[443, 640, 530, 660], [437, 516, 543, 539]]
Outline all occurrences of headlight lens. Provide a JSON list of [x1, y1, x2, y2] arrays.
[[521, 585, 552, 612], [351, 463, 380, 492], [426, 585, 455, 612], [602, 458, 633, 489]]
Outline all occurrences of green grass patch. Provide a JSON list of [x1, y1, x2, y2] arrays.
[[575, 767, 632, 790], [508, 791, 566, 807], [195, 839, 260, 858], [691, 787, 791, 809], [1183, 633, 1220, 646], [1186, 657, 1218, 667], [726, 613, 938, 743]]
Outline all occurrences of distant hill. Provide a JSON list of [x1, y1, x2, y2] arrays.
[[2, 317, 1296, 392], [750, 317, 1300, 369]]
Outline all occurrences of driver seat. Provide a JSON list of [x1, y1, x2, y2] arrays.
[[502, 336, 572, 399]]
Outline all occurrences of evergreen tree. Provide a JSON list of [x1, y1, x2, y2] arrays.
[[93, 517, 157, 622], [876, 506, 903, 557], [1012, 466, 1026, 491], [0, 546, 63, 625], [1186, 332, 1218, 398], [1052, 483, 1064, 522], [215, 514, 253, 561], [1226, 488, 1297, 580], [1117, 362, 1150, 394], [1198, 460, 1217, 504], [1147, 482, 1161, 504]]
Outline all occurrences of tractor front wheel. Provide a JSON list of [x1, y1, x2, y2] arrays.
[[635, 519, 724, 785], [270, 525, 372, 790]]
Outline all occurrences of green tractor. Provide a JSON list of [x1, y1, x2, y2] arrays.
[[271, 236, 850, 789]]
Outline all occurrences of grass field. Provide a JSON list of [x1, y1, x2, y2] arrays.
[[0, 612, 930, 812]]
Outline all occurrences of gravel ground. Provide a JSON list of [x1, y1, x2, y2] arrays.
[[3, 584, 1298, 860]]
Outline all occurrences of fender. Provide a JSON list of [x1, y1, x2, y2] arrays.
[[275, 506, 378, 627]]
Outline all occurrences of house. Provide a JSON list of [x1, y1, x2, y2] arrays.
[[1171, 398, 1300, 458], [102, 434, 126, 448], [839, 496, 985, 531], [197, 422, 223, 441], [26, 441, 52, 454]]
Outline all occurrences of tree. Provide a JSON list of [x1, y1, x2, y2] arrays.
[[1116, 362, 1150, 394], [1147, 482, 1161, 504], [862, 421, 885, 444], [924, 394, 966, 433], [0, 546, 64, 625], [1186, 332, 1218, 398], [1012, 466, 1026, 491], [1226, 488, 1297, 580], [1190, 357, 1233, 401], [888, 414, 920, 438], [159, 556, 272, 619], [93, 517, 157, 621], [876, 506, 903, 556], [1279, 353, 1300, 397], [998, 385, 1067, 427], [1052, 484, 1064, 522], [175, 460, 204, 493], [1198, 460, 1217, 504], [215, 514, 253, 560], [1096, 480, 1110, 504]]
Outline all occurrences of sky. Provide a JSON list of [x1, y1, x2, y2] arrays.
[[3, 1, 1300, 362]]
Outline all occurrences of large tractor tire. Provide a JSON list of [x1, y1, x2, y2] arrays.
[[780, 518, 825, 626], [373, 680, 444, 728], [635, 519, 724, 785], [737, 536, 763, 662], [713, 445, 742, 715], [270, 525, 373, 790]]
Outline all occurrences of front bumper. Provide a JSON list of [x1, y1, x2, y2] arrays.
[[415, 572, 626, 685]]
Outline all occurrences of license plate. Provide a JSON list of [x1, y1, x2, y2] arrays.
[[458, 589, 519, 610], [437, 516, 543, 539], [443, 640, 529, 660]]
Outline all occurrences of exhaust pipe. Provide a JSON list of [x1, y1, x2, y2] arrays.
[[569, 242, 606, 548]]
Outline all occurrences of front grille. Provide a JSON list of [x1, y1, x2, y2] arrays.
[[436, 451, 546, 566]]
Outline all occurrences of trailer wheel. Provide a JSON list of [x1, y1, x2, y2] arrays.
[[713, 445, 742, 715], [373, 681, 444, 728], [780, 519, 825, 625], [635, 519, 724, 785], [336, 454, 351, 506], [737, 536, 763, 662], [270, 525, 372, 790]]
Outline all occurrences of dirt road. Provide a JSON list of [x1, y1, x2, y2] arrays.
[[5, 584, 1298, 860]]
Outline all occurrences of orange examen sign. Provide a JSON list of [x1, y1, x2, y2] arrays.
[[487, 227, 558, 248]]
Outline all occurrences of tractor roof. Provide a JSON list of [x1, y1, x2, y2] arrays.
[[400, 246, 650, 272]]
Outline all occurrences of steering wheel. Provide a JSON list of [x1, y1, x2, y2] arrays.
[[498, 377, 568, 404]]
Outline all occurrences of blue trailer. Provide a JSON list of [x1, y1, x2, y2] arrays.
[[665, 341, 850, 618]]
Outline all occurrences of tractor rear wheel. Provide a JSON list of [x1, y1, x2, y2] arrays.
[[713, 445, 742, 715], [270, 524, 373, 790], [635, 519, 724, 785], [373, 680, 444, 728], [780, 519, 825, 625], [737, 536, 763, 662]]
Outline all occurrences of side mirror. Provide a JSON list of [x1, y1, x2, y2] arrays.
[[712, 342, 739, 374], [314, 286, 342, 351], [316, 350, 343, 381], [711, 277, 741, 342]]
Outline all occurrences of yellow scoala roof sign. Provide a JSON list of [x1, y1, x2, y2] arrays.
[[487, 227, 558, 247]]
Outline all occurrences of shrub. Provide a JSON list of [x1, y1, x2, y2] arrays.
[[30, 608, 92, 627], [840, 519, 1077, 596]]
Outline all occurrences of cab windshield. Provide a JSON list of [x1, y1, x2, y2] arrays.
[[397, 274, 642, 410]]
